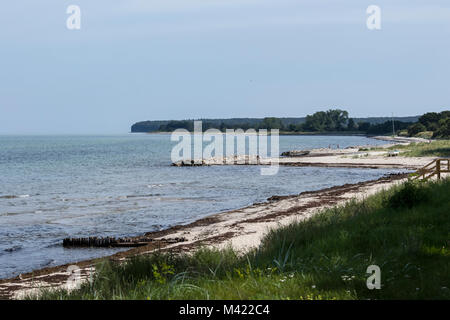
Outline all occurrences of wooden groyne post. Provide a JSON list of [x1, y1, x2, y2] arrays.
[[62, 236, 187, 248]]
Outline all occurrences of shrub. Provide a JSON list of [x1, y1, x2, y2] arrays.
[[414, 131, 433, 139], [385, 181, 431, 209], [407, 123, 427, 136]]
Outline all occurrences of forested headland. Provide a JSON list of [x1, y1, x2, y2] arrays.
[[131, 109, 449, 138]]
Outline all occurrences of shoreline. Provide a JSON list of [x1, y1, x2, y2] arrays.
[[0, 172, 411, 299], [0, 137, 438, 299], [370, 135, 431, 144], [172, 135, 434, 168], [174, 151, 434, 170]]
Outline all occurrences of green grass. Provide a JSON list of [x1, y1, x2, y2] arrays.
[[31, 179, 450, 300], [363, 140, 450, 157], [388, 140, 450, 157]]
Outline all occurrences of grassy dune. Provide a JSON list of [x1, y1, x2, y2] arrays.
[[391, 140, 450, 157], [381, 140, 450, 157], [33, 179, 450, 300]]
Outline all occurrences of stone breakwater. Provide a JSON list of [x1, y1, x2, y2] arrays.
[[172, 155, 262, 166]]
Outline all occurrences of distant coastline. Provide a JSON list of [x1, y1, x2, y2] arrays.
[[141, 130, 369, 136], [139, 131, 426, 141], [131, 114, 419, 134], [132, 109, 449, 139]]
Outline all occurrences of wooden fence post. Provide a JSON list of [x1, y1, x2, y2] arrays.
[[437, 159, 441, 180]]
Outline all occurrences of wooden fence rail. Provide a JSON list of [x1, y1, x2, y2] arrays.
[[412, 158, 450, 181]]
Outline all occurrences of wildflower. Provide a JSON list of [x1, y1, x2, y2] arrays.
[[341, 275, 355, 282]]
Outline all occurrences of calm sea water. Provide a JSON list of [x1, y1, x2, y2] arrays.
[[0, 134, 403, 279]]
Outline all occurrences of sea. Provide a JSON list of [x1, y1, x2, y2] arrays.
[[0, 134, 405, 279]]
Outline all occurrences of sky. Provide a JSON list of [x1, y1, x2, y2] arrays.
[[0, 0, 449, 134]]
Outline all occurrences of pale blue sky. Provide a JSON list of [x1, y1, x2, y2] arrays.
[[0, 0, 449, 134]]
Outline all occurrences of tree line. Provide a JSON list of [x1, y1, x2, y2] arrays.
[[154, 109, 449, 138], [157, 109, 411, 135], [405, 111, 450, 138]]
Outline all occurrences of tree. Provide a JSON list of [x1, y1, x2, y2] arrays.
[[260, 117, 283, 130], [418, 112, 440, 130], [358, 122, 371, 132], [303, 111, 327, 131], [418, 111, 450, 133], [325, 109, 349, 131], [302, 109, 349, 132], [347, 118, 357, 131], [434, 117, 450, 138], [367, 121, 412, 135], [407, 123, 427, 136], [440, 110, 450, 119]]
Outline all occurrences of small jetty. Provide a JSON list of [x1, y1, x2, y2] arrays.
[[62, 236, 186, 248]]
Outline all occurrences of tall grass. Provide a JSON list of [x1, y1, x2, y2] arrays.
[[389, 140, 450, 157], [31, 179, 450, 300], [363, 140, 450, 157]]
